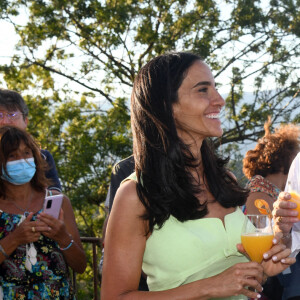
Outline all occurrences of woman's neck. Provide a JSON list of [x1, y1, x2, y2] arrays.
[[182, 136, 203, 161], [265, 172, 288, 191], [176, 126, 204, 155], [4, 182, 33, 202]]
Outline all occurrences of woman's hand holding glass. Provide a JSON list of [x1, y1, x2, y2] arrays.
[[260, 232, 295, 277], [240, 210, 296, 270], [238, 214, 295, 297], [241, 215, 274, 263]]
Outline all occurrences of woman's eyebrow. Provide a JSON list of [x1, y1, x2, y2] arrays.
[[192, 81, 212, 88]]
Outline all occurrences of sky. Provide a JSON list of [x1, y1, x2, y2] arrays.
[[0, 13, 270, 96], [0, 20, 18, 72], [0, 5, 297, 156], [0, 0, 292, 97], [0, 17, 260, 155]]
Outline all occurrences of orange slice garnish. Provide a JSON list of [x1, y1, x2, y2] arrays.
[[254, 199, 272, 218]]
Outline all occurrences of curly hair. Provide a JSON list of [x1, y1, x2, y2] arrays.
[[243, 118, 300, 179]]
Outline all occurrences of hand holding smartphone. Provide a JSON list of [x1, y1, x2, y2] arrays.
[[43, 194, 63, 219]]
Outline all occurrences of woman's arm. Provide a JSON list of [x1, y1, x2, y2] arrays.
[[38, 195, 87, 273], [101, 180, 265, 300]]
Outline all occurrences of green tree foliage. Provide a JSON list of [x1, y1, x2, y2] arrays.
[[0, 0, 299, 296], [0, 0, 299, 234], [1, 1, 298, 145]]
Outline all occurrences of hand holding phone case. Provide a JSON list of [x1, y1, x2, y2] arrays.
[[43, 194, 63, 219]]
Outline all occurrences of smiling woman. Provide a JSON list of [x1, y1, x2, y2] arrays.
[[101, 52, 296, 300], [173, 60, 225, 143]]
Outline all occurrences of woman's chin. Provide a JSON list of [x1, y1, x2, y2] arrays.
[[211, 128, 223, 138]]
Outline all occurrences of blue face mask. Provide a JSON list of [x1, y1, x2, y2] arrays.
[[1, 158, 36, 185]]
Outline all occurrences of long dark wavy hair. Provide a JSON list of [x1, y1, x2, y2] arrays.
[[131, 52, 249, 233], [0, 126, 50, 198]]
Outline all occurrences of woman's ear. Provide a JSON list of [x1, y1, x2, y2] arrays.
[[172, 103, 180, 119]]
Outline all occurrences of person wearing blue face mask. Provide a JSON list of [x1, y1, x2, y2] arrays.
[[2, 157, 36, 185], [0, 126, 86, 299], [0, 88, 62, 192]]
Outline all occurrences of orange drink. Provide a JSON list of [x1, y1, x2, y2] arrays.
[[241, 233, 274, 263], [289, 190, 300, 219]]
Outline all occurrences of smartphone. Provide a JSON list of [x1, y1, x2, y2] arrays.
[[43, 194, 63, 219]]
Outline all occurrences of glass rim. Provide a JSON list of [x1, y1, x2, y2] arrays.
[[245, 214, 271, 217]]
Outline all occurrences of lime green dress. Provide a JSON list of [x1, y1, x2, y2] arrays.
[[143, 208, 249, 299], [125, 174, 249, 299]]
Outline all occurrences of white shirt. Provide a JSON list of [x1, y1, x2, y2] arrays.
[[284, 152, 300, 255]]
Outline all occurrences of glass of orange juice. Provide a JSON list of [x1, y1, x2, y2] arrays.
[[241, 215, 273, 295], [241, 215, 274, 263]]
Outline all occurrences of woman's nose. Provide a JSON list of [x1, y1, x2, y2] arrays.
[[213, 90, 225, 107]]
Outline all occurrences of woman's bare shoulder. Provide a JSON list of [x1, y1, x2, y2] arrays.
[[108, 179, 147, 235], [112, 179, 145, 215]]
